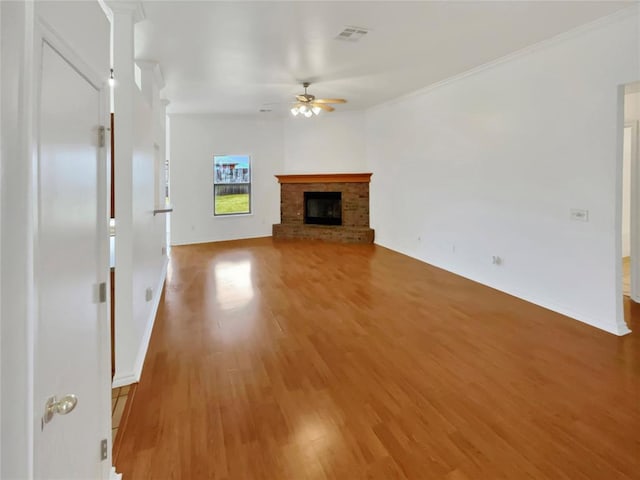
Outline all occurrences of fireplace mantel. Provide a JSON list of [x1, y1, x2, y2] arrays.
[[275, 173, 372, 184]]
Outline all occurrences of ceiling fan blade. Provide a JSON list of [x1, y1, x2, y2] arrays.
[[312, 103, 335, 112], [313, 98, 347, 104]]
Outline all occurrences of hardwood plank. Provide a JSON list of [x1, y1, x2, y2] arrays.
[[116, 238, 640, 479], [112, 382, 137, 465]]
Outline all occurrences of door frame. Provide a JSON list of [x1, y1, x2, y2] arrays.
[[1, 1, 38, 477], [626, 120, 640, 302], [31, 17, 111, 480], [615, 83, 638, 335]]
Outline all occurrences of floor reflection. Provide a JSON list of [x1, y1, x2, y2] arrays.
[[213, 258, 254, 311]]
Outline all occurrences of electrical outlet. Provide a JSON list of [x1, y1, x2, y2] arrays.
[[492, 255, 502, 266], [145, 287, 153, 302], [161, 246, 166, 256], [570, 208, 589, 222]]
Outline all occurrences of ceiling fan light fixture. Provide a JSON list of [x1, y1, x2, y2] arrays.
[[289, 83, 346, 118]]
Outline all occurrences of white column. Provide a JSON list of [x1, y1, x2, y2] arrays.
[[108, 1, 145, 385]]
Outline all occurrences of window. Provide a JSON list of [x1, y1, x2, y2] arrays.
[[213, 154, 251, 215]]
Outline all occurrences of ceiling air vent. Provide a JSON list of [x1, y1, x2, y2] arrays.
[[335, 26, 369, 42]]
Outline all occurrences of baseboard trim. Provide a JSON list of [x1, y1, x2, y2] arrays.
[[109, 467, 122, 480], [170, 233, 272, 247], [111, 372, 137, 388], [112, 257, 169, 388]]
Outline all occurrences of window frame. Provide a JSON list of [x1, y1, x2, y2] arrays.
[[212, 154, 252, 217]]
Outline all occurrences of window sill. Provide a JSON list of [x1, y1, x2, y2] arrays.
[[213, 213, 254, 219]]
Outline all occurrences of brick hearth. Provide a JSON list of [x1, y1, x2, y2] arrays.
[[272, 173, 375, 244]]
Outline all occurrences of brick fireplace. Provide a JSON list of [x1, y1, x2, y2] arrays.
[[272, 173, 375, 243]]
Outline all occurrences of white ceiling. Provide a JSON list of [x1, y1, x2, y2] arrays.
[[135, 1, 633, 115]]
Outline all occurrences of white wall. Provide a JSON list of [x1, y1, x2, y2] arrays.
[[366, 10, 638, 335], [170, 111, 366, 245], [110, 5, 169, 389], [170, 115, 283, 245], [113, 83, 169, 387], [283, 111, 367, 173], [31, 1, 110, 80]]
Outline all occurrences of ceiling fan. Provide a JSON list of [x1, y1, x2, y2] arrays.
[[289, 82, 347, 117]]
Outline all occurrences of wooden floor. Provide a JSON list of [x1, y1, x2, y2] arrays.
[[116, 238, 640, 480]]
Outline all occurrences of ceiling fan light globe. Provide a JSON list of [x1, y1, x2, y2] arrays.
[[290, 84, 346, 118]]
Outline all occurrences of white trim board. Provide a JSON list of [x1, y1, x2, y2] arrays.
[[627, 121, 640, 303], [110, 467, 122, 480], [1, 2, 37, 477], [171, 234, 271, 247]]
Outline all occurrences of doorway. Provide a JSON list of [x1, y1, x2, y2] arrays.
[[621, 82, 640, 328]]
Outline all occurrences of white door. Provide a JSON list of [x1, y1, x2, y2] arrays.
[[34, 33, 109, 479]]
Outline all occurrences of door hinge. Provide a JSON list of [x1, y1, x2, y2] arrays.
[[98, 126, 106, 148], [98, 282, 107, 303], [100, 438, 108, 461]]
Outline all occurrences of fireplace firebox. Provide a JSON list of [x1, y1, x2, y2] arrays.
[[304, 191, 342, 225]]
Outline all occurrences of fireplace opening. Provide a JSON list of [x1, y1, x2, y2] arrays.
[[304, 191, 342, 225]]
